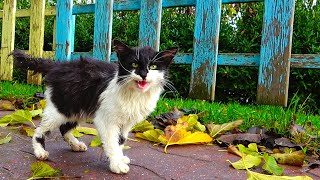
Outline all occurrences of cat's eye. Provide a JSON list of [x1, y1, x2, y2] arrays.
[[149, 65, 157, 70], [132, 63, 139, 68]]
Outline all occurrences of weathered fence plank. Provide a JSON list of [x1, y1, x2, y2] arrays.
[[27, 0, 46, 85], [73, 0, 263, 14], [257, 0, 295, 106], [55, 0, 75, 61], [93, 0, 114, 61], [0, 0, 16, 81], [0, 6, 55, 18], [139, 0, 162, 50], [189, 0, 222, 101]]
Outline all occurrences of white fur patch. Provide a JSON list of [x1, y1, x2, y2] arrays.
[[94, 70, 164, 174]]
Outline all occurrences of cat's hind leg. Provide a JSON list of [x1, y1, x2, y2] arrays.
[[59, 122, 87, 152]]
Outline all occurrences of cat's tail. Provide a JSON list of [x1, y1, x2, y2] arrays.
[[11, 49, 56, 75]]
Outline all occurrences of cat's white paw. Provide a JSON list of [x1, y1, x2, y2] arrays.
[[121, 156, 130, 164], [34, 149, 49, 160], [110, 162, 130, 174], [71, 141, 87, 152]]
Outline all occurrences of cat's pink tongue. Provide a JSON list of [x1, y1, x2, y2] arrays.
[[137, 80, 149, 89]]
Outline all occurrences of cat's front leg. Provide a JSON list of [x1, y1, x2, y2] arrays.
[[118, 121, 137, 164], [94, 121, 129, 174]]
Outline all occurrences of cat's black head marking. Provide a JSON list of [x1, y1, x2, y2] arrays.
[[113, 40, 178, 82]]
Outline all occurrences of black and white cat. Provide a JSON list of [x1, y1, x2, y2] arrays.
[[12, 40, 177, 174]]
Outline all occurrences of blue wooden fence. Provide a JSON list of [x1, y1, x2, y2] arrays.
[[55, 0, 320, 107]]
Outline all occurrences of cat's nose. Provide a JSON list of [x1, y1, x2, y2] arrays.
[[139, 70, 148, 80], [140, 74, 147, 80]]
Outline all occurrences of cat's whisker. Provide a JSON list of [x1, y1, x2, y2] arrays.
[[160, 79, 178, 95], [117, 75, 132, 86], [150, 51, 161, 62], [134, 49, 139, 62], [151, 53, 172, 63], [118, 61, 132, 74]]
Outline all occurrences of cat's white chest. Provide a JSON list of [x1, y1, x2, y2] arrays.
[[97, 79, 162, 125]]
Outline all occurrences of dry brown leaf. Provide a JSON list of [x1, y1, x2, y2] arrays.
[[0, 100, 15, 111], [271, 150, 305, 166]]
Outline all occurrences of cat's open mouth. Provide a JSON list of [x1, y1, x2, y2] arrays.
[[136, 80, 149, 89]]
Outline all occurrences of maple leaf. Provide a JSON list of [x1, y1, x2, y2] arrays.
[[75, 127, 98, 136], [28, 162, 61, 180], [158, 122, 212, 153], [228, 154, 262, 170], [262, 153, 284, 176], [247, 170, 313, 180], [0, 100, 15, 110], [90, 136, 102, 147], [228, 144, 244, 157], [271, 150, 305, 166], [135, 129, 164, 143], [29, 109, 43, 118], [0, 134, 12, 145], [131, 120, 154, 132], [0, 110, 35, 127], [206, 120, 243, 139], [20, 127, 35, 137], [72, 126, 98, 138], [237, 144, 260, 157], [177, 114, 206, 132]]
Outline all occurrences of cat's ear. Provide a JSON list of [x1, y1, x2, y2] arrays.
[[158, 47, 178, 66], [113, 40, 132, 57]]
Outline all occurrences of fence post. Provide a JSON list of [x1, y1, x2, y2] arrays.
[[27, 0, 45, 85], [189, 0, 222, 101], [93, 0, 114, 61], [257, 0, 295, 106], [55, 0, 75, 61], [0, 0, 16, 81], [139, 0, 162, 50]]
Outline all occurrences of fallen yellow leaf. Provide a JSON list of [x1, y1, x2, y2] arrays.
[[159, 124, 212, 153], [247, 169, 313, 180], [207, 120, 243, 139], [135, 129, 164, 143], [271, 150, 305, 166], [227, 154, 261, 170]]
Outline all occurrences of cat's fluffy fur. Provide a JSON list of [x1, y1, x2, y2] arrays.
[[12, 40, 177, 174]]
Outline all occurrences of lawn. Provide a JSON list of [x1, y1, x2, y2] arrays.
[[1, 80, 319, 137], [0, 81, 44, 99]]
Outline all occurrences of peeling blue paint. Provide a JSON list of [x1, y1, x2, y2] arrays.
[[189, 0, 222, 100], [93, 0, 113, 61], [55, 0, 75, 61], [139, 0, 162, 50], [69, 52, 320, 68], [72, 0, 263, 14], [257, 0, 295, 106]]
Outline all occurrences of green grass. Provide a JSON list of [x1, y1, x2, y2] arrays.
[[152, 98, 320, 136], [0, 81, 44, 99], [1, 81, 319, 136], [1, 81, 319, 154]]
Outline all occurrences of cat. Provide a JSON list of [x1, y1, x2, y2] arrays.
[[11, 40, 177, 174]]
